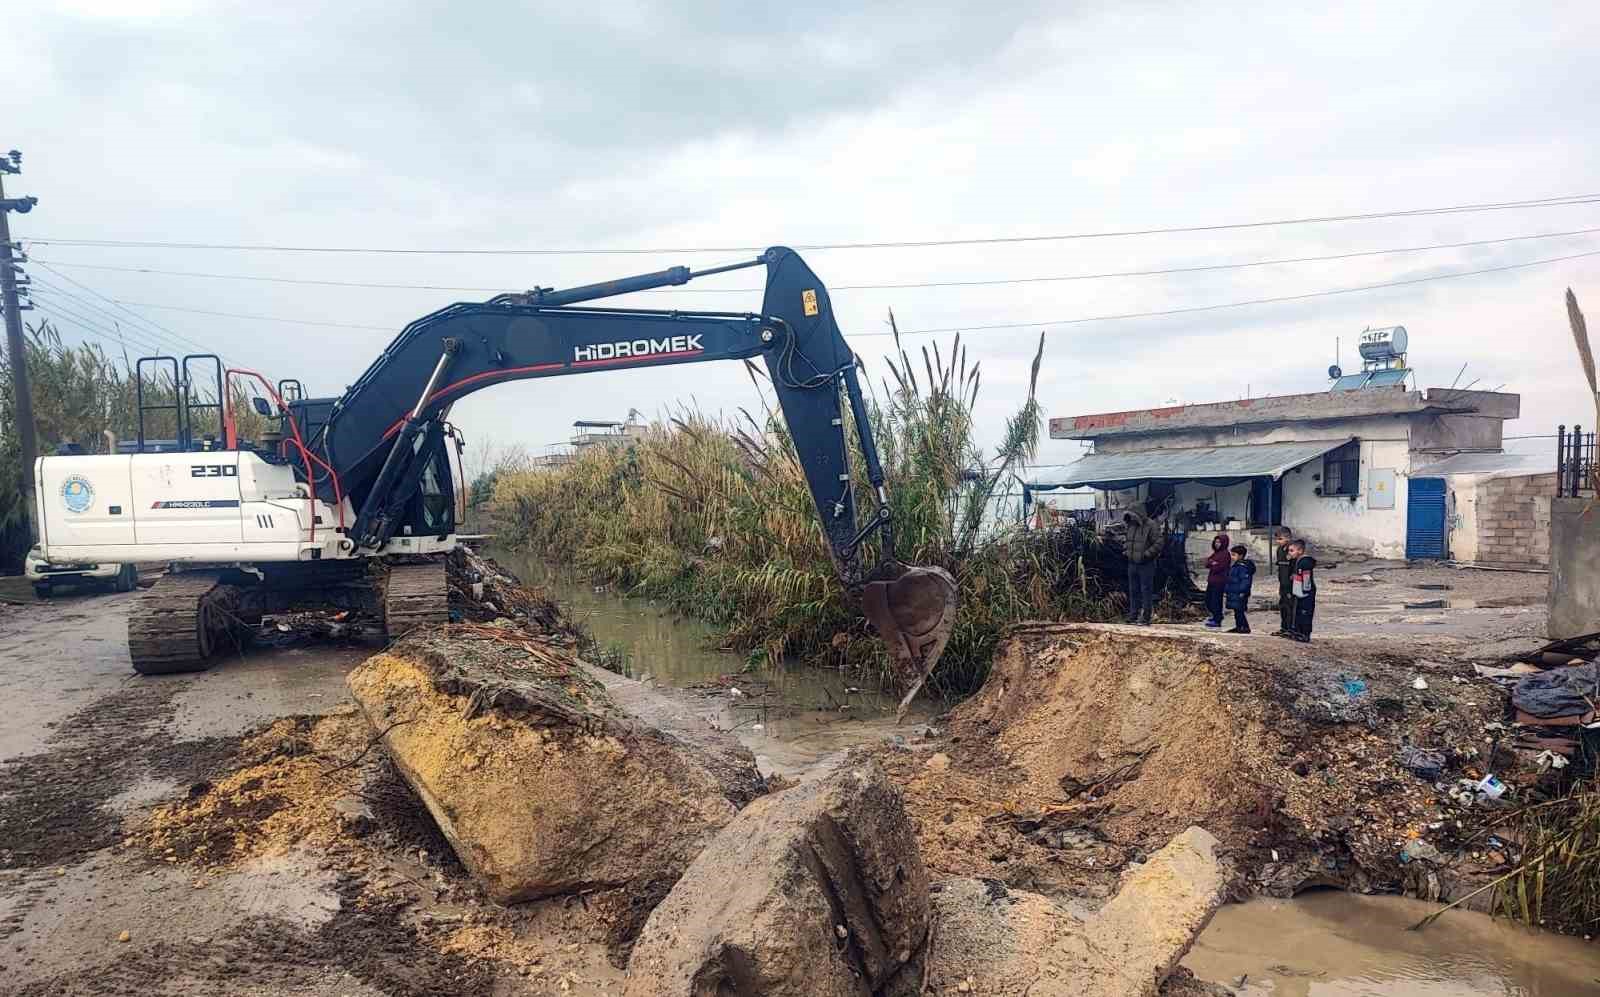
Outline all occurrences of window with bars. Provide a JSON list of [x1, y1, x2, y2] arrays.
[[1323, 441, 1360, 497]]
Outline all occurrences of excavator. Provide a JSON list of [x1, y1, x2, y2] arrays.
[[31, 247, 958, 707]]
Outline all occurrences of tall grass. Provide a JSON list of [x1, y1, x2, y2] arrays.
[[494, 325, 1118, 697]]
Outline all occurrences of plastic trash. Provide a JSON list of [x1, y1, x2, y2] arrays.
[[1411, 676, 1429, 690], [1475, 774, 1506, 801], [1535, 750, 1570, 771], [1342, 677, 1368, 697]]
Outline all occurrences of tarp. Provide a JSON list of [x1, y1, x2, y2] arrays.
[[1037, 438, 1353, 491]]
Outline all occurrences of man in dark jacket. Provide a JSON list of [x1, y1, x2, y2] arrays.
[[1272, 526, 1294, 635], [1122, 509, 1164, 625]]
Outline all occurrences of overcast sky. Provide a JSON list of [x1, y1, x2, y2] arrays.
[[10, 1, 1599, 476]]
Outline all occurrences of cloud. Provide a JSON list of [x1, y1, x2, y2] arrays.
[[7, 0, 1599, 480]]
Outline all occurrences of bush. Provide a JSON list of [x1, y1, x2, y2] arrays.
[[494, 324, 1121, 698]]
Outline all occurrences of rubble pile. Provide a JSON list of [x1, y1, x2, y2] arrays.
[[445, 545, 569, 632], [624, 761, 929, 997], [875, 623, 1565, 909]]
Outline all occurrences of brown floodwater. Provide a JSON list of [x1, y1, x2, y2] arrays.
[[486, 548, 930, 775], [1184, 891, 1600, 996]]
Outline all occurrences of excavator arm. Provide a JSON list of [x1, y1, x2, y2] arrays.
[[303, 246, 957, 709]]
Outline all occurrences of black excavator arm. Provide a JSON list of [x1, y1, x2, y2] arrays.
[[297, 246, 956, 709]]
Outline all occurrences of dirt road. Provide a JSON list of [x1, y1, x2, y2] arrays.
[[1, 588, 634, 997]]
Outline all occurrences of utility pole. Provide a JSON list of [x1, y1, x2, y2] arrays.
[[0, 148, 40, 541]]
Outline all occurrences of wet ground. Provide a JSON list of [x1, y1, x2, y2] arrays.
[[1185, 891, 1600, 996], [490, 547, 932, 775], [0, 558, 1593, 995]]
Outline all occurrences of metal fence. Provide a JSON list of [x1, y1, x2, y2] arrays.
[[1556, 424, 1596, 497]]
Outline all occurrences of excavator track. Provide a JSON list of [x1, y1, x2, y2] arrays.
[[128, 571, 244, 676], [384, 560, 448, 638]]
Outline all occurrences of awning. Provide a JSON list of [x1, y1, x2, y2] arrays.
[[1038, 438, 1353, 491]]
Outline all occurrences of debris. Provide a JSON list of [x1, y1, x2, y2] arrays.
[[1475, 774, 1507, 802], [1404, 600, 1448, 610], [623, 761, 928, 997], [922, 828, 1225, 996], [346, 630, 764, 922], [1397, 746, 1446, 780], [1511, 663, 1600, 721], [117, 930, 131, 943], [1473, 663, 1543, 680], [1341, 677, 1368, 697], [1399, 839, 1444, 865], [1411, 677, 1429, 691], [1535, 750, 1570, 771], [925, 752, 952, 772]]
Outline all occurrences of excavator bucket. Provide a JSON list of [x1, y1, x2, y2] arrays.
[[861, 565, 959, 721]]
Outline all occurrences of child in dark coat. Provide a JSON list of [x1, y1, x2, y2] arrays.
[[1224, 544, 1255, 633], [1203, 533, 1230, 628], [1272, 526, 1294, 635], [1286, 539, 1317, 642]]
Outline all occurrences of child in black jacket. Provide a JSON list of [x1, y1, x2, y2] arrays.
[[1223, 544, 1256, 634], [1286, 539, 1317, 642]]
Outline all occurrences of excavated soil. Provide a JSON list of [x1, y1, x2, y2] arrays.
[[878, 623, 1519, 906]]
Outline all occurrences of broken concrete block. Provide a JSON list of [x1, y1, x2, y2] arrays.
[[623, 760, 929, 997], [346, 631, 764, 911], [924, 827, 1224, 997]]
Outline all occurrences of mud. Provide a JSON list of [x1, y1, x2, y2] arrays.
[[876, 622, 1536, 908], [0, 680, 242, 872]]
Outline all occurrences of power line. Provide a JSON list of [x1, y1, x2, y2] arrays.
[[30, 273, 214, 359], [110, 298, 395, 332], [22, 192, 1600, 256], [29, 295, 167, 356], [873, 247, 1600, 337], [31, 225, 1600, 295], [32, 261, 235, 362], [91, 246, 1600, 339]]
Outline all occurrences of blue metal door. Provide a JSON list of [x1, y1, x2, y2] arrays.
[[1406, 477, 1447, 559]]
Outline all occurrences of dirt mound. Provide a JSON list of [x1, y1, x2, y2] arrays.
[[135, 707, 373, 867], [347, 627, 764, 923], [882, 623, 1514, 902]]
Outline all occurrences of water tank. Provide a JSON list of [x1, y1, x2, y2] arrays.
[[1358, 325, 1408, 361]]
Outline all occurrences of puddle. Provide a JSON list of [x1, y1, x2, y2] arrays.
[[487, 548, 931, 774], [1183, 891, 1600, 996]]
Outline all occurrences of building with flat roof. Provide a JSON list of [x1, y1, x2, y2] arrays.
[[1037, 384, 1544, 563]]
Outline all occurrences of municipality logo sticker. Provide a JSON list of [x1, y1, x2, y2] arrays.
[[61, 475, 95, 514]]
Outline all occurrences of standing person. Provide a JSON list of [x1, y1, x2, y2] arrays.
[[1122, 508, 1164, 626], [1286, 539, 1317, 642], [1272, 526, 1295, 636], [1224, 544, 1255, 633], [1203, 532, 1230, 628]]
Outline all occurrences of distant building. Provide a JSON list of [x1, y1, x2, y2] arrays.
[[570, 416, 648, 451], [1042, 384, 1550, 565]]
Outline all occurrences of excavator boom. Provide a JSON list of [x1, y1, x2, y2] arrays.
[[305, 246, 956, 705]]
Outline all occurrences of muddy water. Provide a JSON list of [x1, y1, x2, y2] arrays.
[[1184, 891, 1600, 996], [486, 547, 930, 775]]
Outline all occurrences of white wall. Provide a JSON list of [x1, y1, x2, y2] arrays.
[[1445, 472, 1487, 562], [1280, 438, 1410, 557]]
